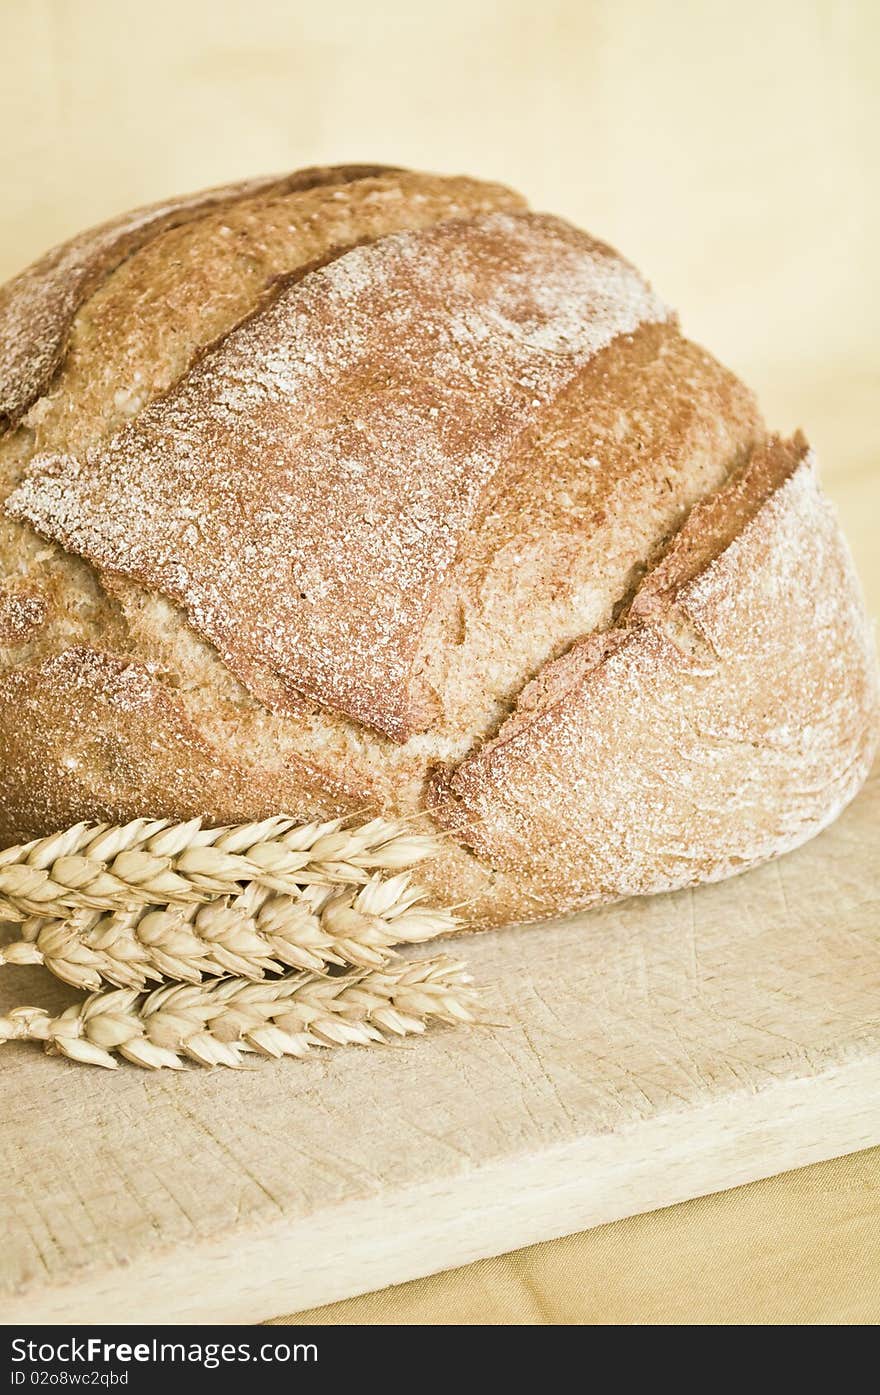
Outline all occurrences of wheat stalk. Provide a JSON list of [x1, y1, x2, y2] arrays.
[[0, 955, 477, 1070], [0, 814, 439, 922], [0, 872, 458, 991]]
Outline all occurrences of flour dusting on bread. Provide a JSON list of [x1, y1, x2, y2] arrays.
[[0, 164, 875, 929], [8, 212, 671, 740]]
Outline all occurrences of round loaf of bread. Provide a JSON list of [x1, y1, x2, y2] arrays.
[[0, 164, 876, 927]]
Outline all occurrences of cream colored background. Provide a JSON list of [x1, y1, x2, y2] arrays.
[[3, 0, 879, 464], [2, 0, 878, 1325]]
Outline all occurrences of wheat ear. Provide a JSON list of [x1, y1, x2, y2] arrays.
[[0, 873, 458, 991], [0, 815, 439, 921], [0, 956, 477, 1070]]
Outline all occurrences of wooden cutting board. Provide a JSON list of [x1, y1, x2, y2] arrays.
[[2, 763, 879, 1325]]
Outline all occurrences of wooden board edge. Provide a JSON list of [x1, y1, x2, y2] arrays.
[[4, 1055, 880, 1324]]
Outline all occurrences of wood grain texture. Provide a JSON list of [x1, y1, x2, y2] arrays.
[[1, 760, 878, 1324]]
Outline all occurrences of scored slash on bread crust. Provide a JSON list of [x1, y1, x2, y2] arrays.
[[0, 164, 398, 429], [7, 212, 672, 741], [0, 164, 876, 929], [427, 436, 879, 915]]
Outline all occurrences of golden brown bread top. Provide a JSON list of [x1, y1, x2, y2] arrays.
[[416, 320, 761, 742], [0, 168, 525, 695], [0, 163, 770, 804], [0, 164, 874, 922], [0, 168, 449, 719], [8, 209, 672, 740], [0, 164, 398, 429], [9, 169, 520, 462]]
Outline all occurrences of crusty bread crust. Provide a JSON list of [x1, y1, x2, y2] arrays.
[[0, 648, 354, 836], [0, 166, 876, 928], [0, 165, 398, 429], [7, 212, 672, 740], [427, 438, 879, 917]]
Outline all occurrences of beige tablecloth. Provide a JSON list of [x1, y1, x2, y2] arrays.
[[270, 1147, 880, 1324]]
